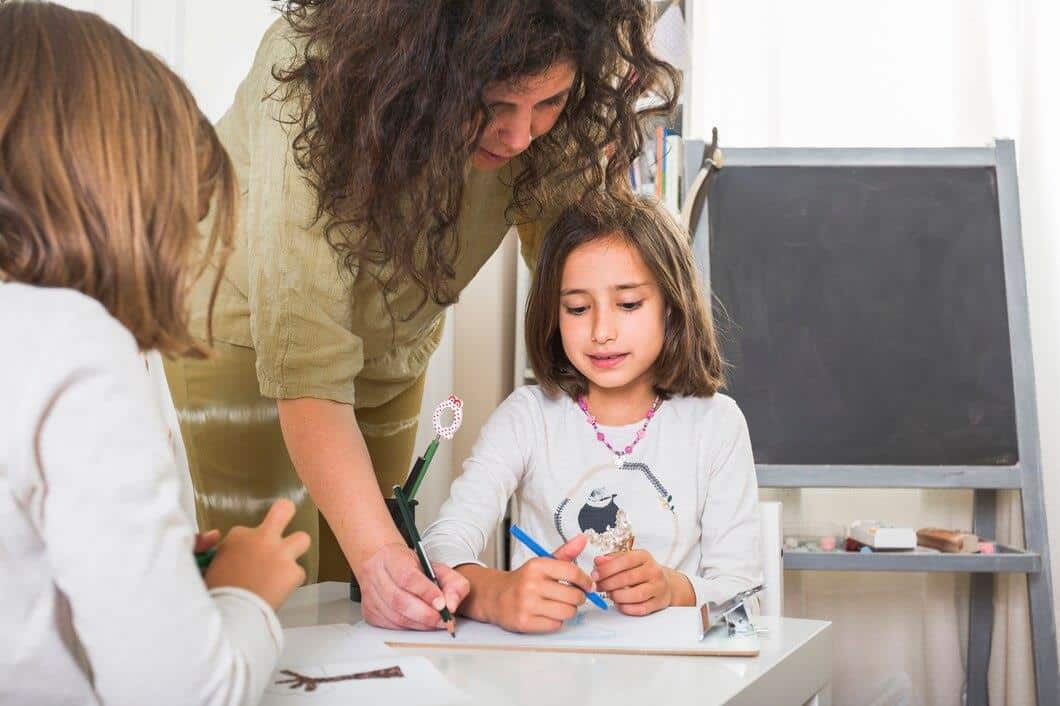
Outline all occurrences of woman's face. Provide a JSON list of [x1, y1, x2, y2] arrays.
[[471, 60, 576, 170]]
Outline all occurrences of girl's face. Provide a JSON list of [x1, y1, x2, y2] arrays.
[[471, 60, 575, 170], [558, 234, 666, 401]]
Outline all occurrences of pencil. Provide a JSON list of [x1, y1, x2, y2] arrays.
[[392, 485, 455, 637], [400, 455, 426, 497], [408, 438, 439, 500], [508, 524, 608, 610]]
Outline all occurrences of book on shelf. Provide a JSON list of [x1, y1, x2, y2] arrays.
[[634, 122, 683, 217]]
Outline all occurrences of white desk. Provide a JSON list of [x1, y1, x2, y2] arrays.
[[278, 583, 832, 706]]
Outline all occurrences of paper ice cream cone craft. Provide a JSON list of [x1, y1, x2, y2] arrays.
[[402, 395, 464, 500], [578, 488, 637, 553]]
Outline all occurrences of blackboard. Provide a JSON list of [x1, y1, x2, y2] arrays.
[[683, 143, 1058, 706], [707, 165, 1019, 466]]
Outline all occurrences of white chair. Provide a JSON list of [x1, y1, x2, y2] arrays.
[[758, 501, 784, 617]]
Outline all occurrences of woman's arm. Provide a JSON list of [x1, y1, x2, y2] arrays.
[[277, 397, 397, 565], [277, 397, 467, 629]]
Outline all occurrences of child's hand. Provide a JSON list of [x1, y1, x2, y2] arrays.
[[592, 549, 693, 615], [204, 499, 311, 611], [194, 529, 221, 554], [491, 534, 594, 634]]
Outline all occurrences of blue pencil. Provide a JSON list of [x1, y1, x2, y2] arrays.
[[509, 524, 608, 610]]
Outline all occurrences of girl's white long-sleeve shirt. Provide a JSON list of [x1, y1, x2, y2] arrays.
[[0, 283, 282, 706], [422, 385, 763, 607]]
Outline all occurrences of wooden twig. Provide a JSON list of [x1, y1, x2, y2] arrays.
[[275, 666, 404, 692]]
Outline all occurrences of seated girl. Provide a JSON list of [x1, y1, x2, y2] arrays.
[[422, 193, 762, 633]]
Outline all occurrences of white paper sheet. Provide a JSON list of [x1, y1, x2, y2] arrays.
[[279, 624, 396, 669], [262, 656, 468, 706], [350, 606, 759, 656]]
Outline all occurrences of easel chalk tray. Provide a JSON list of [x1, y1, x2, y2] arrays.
[[351, 603, 761, 658]]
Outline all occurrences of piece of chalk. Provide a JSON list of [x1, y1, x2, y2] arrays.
[[859, 546, 873, 553], [979, 541, 996, 554], [820, 536, 837, 552]]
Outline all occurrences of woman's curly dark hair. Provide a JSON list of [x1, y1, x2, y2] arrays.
[[273, 0, 678, 314]]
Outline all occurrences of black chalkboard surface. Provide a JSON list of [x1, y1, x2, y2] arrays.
[[707, 165, 1018, 466]]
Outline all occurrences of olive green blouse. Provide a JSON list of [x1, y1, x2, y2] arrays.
[[190, 17, 549, 409]]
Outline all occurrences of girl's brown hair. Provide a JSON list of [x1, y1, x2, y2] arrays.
[[273, 0, 678, 315], [526, 193, 725, 401], [0, 2, 235, 357]]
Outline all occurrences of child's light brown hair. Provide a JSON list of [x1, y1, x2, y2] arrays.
[[525, 192, 725, 400], [0, 1, 235, 357]]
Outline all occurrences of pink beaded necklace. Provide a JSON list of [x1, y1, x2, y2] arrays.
[[577, 395, 661, 467]]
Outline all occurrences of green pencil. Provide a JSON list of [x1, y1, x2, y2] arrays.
[[195, 547, 216, 570]]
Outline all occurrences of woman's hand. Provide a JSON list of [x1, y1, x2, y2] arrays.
[[358, 542, 469, 631], [487, 534, 593, 634], [592, 549, 694, 615]]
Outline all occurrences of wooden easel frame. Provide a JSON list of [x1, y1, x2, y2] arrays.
[[683, 139, 1058, 706]]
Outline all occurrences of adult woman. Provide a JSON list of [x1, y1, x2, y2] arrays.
[[165, 0, 676, 630]]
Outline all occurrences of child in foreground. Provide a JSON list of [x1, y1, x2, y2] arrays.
[[423, 193, 762, 633], [0, 4, 308, 704]]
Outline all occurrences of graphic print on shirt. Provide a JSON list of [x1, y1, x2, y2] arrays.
[[553, 460, 678, 564], [577, 488, 635, 552]]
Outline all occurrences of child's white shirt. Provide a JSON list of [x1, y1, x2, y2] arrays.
[[423, 385, 763, 607], [0, 283, 282, 706]]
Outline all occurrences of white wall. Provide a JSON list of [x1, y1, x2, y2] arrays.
[[60, 0, 279, 123]]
